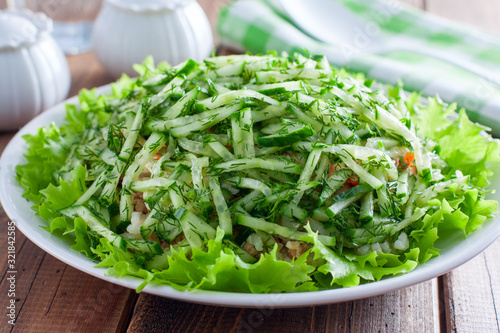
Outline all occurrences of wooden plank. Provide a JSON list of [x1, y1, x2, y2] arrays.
[[425, 0, 500, 35], [126, 280, 437, 333], [442, 237, 500, 332], [9, 256, 138, 333], [348, 281, 438, 333], [0, 225, 137, 332]]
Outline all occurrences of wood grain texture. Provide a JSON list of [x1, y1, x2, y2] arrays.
[[126, 280, 437, 333], [1, 243, 137, 333], [443, 238, 500, 333], [1, 0, 500, 332]]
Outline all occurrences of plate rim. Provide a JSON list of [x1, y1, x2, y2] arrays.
[[1, 84, 500, 308]]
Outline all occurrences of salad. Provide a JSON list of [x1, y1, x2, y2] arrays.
[[16, 53, 499, 293]]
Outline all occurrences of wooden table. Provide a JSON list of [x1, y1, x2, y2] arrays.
[[1, 1, 500, 332]]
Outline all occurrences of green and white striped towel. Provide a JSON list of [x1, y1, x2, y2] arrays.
[[217, 0, 500, 135]]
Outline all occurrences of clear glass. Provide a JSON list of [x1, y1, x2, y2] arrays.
[[23, 0, 103, 55]]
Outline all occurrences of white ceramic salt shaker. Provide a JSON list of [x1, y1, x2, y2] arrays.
[[0, 10, 70, 131], [92, 0, 213, 78]]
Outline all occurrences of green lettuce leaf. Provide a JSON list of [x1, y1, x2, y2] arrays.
[[93, 238, 154, 285], [149, 229, 316, 293], [306, 226, 418, 287], [93, 229, 316, 293], [38, 164, 86, 221], [410, 97, 500, 187], [16, 125, 69, 204]]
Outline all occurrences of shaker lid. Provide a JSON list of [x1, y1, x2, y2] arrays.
[[107, 0, 193, 12], [0, 10, 52, 51]]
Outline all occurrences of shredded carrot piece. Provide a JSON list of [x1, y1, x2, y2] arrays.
[[328, 163, 340, 178], [329, 164, 335, 178], [403, 152, 415, 167], [345, 175, 359, 187], [153, 145, 168, 160]]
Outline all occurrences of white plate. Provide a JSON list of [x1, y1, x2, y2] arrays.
[[1, 84, 500, 308]]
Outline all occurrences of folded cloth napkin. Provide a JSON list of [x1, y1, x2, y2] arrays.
[[218, 0, 500, 135]]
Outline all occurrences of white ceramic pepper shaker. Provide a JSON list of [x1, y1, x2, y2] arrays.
[[91, 0, 213, 78], [0, 10, 71, 131]]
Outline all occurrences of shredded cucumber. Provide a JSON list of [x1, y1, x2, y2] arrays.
[[17, 52, 499, 294]]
